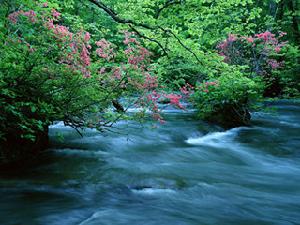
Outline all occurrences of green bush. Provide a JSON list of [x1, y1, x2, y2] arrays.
[[192, 67, 263, 128], [277, 44, 300, 98]]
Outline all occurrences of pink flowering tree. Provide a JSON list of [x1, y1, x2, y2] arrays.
[[92, 30, 188, 123], [0, 4, 185, 162], [217, 31, 288, 96]]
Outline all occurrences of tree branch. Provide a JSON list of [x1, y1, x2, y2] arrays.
[[88, 0, 153, 29], [87, 0, 202, 64], [158, 26, 203, 64], [155, 0, 183, 19], [128, 24, 169, 56]]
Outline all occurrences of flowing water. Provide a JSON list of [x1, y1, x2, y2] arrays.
[[1, 100, 300, 225]]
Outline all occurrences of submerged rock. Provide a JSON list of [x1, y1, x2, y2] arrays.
[[206, 105, 251, 129]]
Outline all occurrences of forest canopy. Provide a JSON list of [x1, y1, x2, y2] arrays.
[[0, 0, 299, 163]]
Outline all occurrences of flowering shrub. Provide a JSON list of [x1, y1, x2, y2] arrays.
[[0, 4, 185, 162], [217, 31, 291, 96], [217, 31, 287, 75], [92, 30, 186, 122]]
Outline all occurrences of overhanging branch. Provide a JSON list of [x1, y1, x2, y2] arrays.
[[88, 0, 153, 29], [128, 24, 169, 56], [87, 0, 202, 64], [155, 0, 183, 19]]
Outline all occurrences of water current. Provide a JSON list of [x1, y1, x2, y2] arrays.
[[0, 100, 299, 225]]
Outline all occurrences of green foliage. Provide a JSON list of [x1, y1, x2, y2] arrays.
[[0, 3, 125, 146], [277, 44, 300, 97], [192, 67, 263, 126], [49, 0, 299, 97], [0, 0, 299, 162]]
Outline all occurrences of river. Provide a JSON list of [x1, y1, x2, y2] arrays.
[[0, 100, 300, 225]]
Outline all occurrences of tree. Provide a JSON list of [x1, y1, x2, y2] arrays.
[[0, 2, 170, 163]]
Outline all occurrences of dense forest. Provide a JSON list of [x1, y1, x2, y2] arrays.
[[0, 0, 299, 164], [0, 1, 300, 224]]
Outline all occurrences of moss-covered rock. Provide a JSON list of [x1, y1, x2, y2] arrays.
[[206, 104, 251, 129]]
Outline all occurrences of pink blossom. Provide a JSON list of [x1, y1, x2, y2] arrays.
[[151, 90, 161, 100], [123, 31, 140, 45], [217, 41, 228, 51], [274, 41, 287, 53], [8, 10, 37, 24], [180, 86, 189, 95], [80, 45, 90, 66], [53, 25, 72, 40], [267, 59, 281, 69], [279, 31, 287, 38], [228, 34, 237, 42], [23, 10, 37, 23], [96, 39, 114, 60], [164, 94, 183, 109], [112, 67, 122, 79], [205, 81, 218, 86], [84, 32, 90, 42], [45, 19, 54, 29], [143, 73, 158, 89], [51, 9, 61, 19], [180, 83, 194, 96], [255, 31, 276, 42], [96, 39, 110, 48], [246, 37, 254, 43], [83, 69, 91, 78], [99, 67, 106, 74], [8, 10, 23, 24], [124, 47, 133, 55], [274, 46, 281, 53], [69, 42, 77, 53], [126, 46, 150, 67], [128, 55, 139, 65]]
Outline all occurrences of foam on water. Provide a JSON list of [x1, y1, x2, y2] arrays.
[[131, 187, 176, 195], [126, 107, 196, 114], [49, 121, 68, 129], [185, 127, 247, 146], [52, 148, 108, 157], [1, 100, 300, 225], [279, 121, 300, 128]]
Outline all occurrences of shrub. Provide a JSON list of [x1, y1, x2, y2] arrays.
[[216, 31, 297, 97], [0, 5, 171, 162], [192, 68, 263, 128]]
